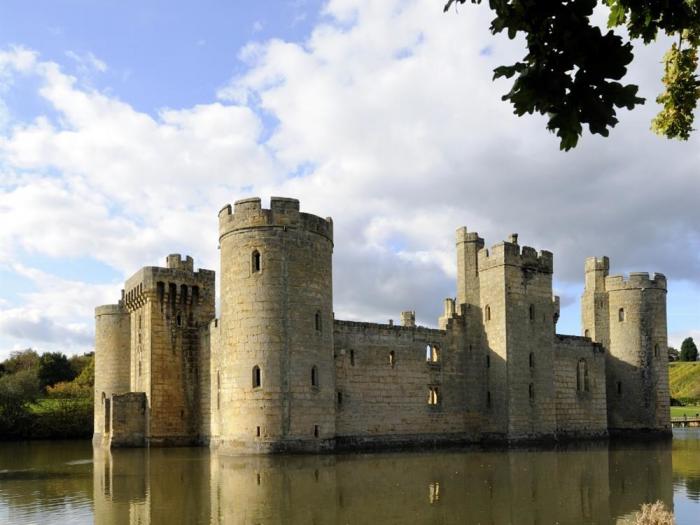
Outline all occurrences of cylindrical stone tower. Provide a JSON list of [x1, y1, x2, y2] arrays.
[[605, 272, 670, 435], [214, 196, 335, 453], [93, 302, 131, 445]]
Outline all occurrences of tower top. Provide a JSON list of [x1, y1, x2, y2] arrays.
[[218, 196, 333, 242]]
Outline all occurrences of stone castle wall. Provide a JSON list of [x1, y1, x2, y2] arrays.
[[333, 320, 481, 447], [553, 335, 608, 438]]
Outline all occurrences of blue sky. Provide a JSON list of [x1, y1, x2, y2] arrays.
[[0, 0, 698, 358]]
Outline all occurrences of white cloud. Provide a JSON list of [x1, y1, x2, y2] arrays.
[[0, 0, 699, 354]]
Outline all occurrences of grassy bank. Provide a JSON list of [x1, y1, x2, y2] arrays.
[[670, 405, 700, 418], [669, 361, 700, 405]]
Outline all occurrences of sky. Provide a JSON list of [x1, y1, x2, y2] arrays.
[[0, 0, 698, 359]]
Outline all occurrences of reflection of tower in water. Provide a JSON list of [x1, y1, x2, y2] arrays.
[[92, 441, 674, 524]]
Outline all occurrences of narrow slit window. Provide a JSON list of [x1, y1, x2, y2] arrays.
[[486, 354, 490, 368], [528, 383, 535, 403], [350, 350, 355, 366], [485, 305, 491, 322], [617, 381, 622, 396], [181, 284, 188, 305], [487, 391, 491, 408], [311, 365, 319, 388], [314, 425, 319, 438], [618, 308, 625, 322], [577, 359, 589, 392], [315, 311, 322, 332], [256, 426, 261, 437], [428, 345, 440, 363], [252, 250, 261, 273], [252, 365, 261, 388], [529, 304, 535, 321], [337, 391, 343, 405], [389, 351, 395, 367], [529, 352, 535, 368], [654, 344, 660, 358]]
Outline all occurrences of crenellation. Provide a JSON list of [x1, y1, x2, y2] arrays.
[[94, 196, 671, 453]]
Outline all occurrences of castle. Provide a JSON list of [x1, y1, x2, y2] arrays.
[[93, 197, 671, 453]]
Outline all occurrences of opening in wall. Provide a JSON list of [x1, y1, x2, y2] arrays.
[[617, 381, 622, 396], [252, 250, 261, 273], [256, 426, 261, 437], [428, 386, 440, 406], [529, 304, 535, 321], [314, 425, 319, 438], [528, 383, 535, 403], [389, 351, 395, 367], [252, 365, 261, 388], [311, 366, 319, 388], [529, 352, 535, 368], [485, 305, 491, 322], [315, 311, 322, 332], [618, 308, 625, 322], [350, 350, 355, 366], [337, 391, 343, 405]]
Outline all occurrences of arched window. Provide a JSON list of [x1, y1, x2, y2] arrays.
[[315, 311, 322, 332], [252, 250, 261, 273], [584, 329, 590, 338], [485, 305, 491, 322], [426, 344, 440, 363], [428, 387, 440, 406], [577, 359, 589, 392], [181, 284, 188, 304], [311, 365, 319, 388], [529, 352, 535, 368], [389, 351, 395, 367], [252, 365, 261, 388], [618, 308, 625, 322], [528, 383, 535, 403], [529, 304, 535, 321]]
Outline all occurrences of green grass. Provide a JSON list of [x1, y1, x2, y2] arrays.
[[669, 361, 700, 402], [671, 405, 700, 419]]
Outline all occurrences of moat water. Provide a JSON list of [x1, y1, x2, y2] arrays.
[[1, 430, 699, 525]]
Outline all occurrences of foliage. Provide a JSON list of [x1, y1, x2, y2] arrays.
[[0, 368, 41, 436], [629, 500, 674, 525], [445, 0, 700, 149], [68, 352, 94, 378], [680, 337, 698, 362], [1, 349, 40, 374], [46, 380, 92, 399], [37, 352, 76, 391]]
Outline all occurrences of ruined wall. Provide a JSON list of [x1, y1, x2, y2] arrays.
[[333, 320, 481, 446], [553, 335, 608, 438], [110, 392, 147, 447], [215, 197, 336, 453], [123, 255, 215, 445], [94, 303, 131, 445]]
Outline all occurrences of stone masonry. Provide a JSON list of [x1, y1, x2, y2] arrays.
[[94, 197, 671, 452]]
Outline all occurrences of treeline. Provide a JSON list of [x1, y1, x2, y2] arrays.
[[0, 349, 94, 440]]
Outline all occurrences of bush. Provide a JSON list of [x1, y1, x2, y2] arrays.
[[630, 501, 674, 525]]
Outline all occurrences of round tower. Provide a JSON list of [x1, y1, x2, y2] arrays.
[[93, 303, 131, 445], [605, 272, 670, 435], [215, 196, 335, 453]]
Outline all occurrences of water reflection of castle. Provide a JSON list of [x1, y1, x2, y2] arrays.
[[93, 442, 674, 524]]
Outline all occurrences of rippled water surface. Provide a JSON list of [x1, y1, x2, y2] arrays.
[[1, 430, 699, 524]]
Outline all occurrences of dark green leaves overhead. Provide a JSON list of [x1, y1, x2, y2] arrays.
[[445, 0, 700, 149]]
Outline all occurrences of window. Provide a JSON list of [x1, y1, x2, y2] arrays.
[[487, 391, 491, 408], [337, 391, 343, 405], [350, 350, 355, 366], [577, 359, 589, 392], [311, 366, 319, 388], [529, 352, 535, 368], [389, 351, 395, 367], [654, 344, 660, 358], [314, 425, 319, 438], [584, 329, 590, 338], [486, 354, 490, 368], [256, 426, 261, 437], [176, 313, 182, 327], [156, 281, 165, 303], [315, 311, 322, 332], [428, 386, 440, 406], [617, 381, 622, 396], [252, 250, 261, 273], [529, 304, 535, 321], [252, 365, 261, 388], [618, 308, 625, 322], [426, 344, 440, 363], [485, 305, 491, 322], [181, 284, 188, 304], [528, 383, 535, 403]]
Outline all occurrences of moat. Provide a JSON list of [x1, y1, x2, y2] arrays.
[[1, 430, 699, 524]]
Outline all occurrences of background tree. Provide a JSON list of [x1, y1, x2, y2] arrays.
[[2, 349, 40, 374], [37, 352, 76, 391], [680, 337, 699, 362], [444, 0, 700, 150]]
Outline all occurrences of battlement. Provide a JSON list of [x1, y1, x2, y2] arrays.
[[605, 272, 667, 292], [333, 319, 444, 337], [123, 256, 215, 312], [477, 238, 553, 273], [218, 196, 333, 242], [585, 256, 610, 273], [166, 254, 194, 271], [456, 227, 484, 246]]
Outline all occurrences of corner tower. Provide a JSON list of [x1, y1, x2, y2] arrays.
[[93, 302, 131, 445], [604, 272, 670, 435], [215, 197, 335, 453]]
